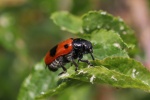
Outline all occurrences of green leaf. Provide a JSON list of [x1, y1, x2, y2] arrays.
[[98, 57, 150, 86], [80, 29, 129, 59], [70, 66, 150, 91], [82, 10, 139, 57], [51, 11, 82, 33], [36, 57, 150, 99], [35, 79, 91, 99], [82, 11, 134, 43], [17, 61, 59, 100]]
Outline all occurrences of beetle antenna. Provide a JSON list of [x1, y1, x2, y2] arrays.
[[90, 53, 95, 60]]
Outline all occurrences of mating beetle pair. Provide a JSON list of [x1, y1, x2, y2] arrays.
[[44, 38, 94, 75]]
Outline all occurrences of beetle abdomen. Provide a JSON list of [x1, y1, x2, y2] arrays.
[[47, 56, 63, 72]]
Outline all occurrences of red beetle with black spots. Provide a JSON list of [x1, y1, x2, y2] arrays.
[[44, 38, 94, 75]]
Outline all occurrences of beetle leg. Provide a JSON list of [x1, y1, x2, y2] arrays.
[[78, 59, 93, 66], [65, 52, 79, 72], [77, 54, 83, 63], [90, 53, 95, 60], [71, 59, 78, 72], [59, 65, 67, 75]]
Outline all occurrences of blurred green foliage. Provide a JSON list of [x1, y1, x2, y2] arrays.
[[0, 0, 92, 100], [1, 0, 150, 100]]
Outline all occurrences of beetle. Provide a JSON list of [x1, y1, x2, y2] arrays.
[[44, 38, 94, 75]]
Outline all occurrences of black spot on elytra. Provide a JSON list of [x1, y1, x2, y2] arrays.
[[50, 45, 58, 57], [64, 44, 69, 49]]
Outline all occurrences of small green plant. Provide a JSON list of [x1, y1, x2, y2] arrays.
[[17, 11, 150, 100]]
